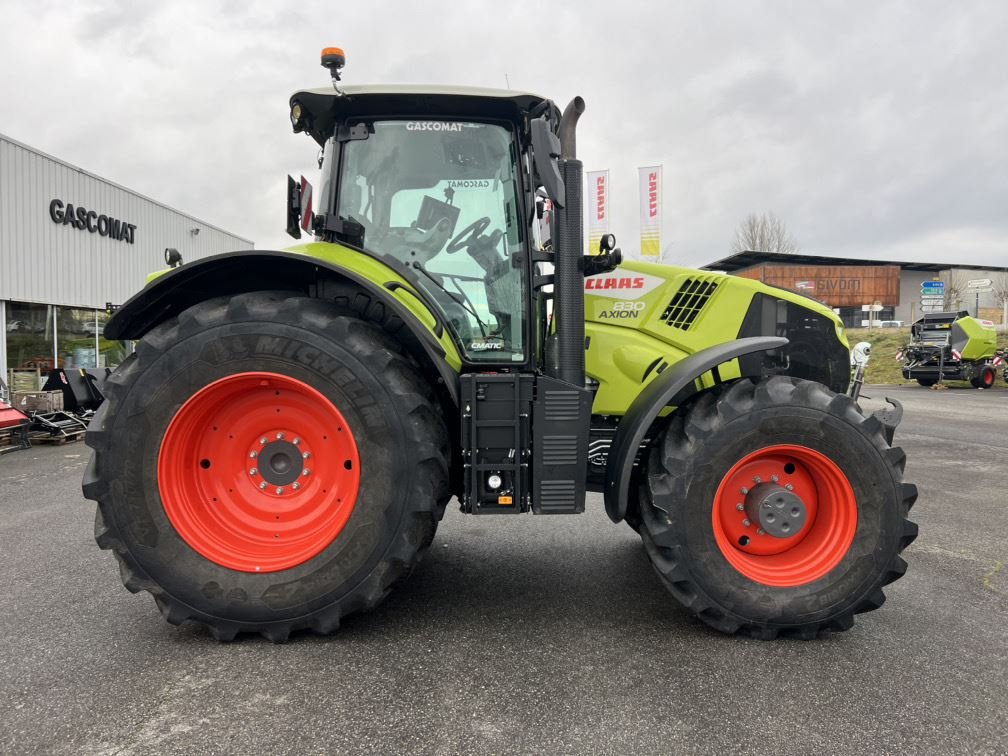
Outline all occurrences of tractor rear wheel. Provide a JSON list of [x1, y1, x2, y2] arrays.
[[83, 292, 450, 641], [916, 378, 937, 387], [638, 376, 917, 639]]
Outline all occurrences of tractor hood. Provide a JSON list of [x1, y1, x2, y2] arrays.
[[290, 84, 550, 146]]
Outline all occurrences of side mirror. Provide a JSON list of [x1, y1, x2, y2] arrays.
[[534, 187, 553, 249], [535, 187, 548, 220], [599, 233, 616, 254], [530, 118, 565, 208], [286, 175, 302, 239]]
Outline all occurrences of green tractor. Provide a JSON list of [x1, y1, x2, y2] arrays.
[[82, 50, 917, 641]]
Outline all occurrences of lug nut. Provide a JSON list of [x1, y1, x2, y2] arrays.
[[249, 451, 257, 459], [771, 474, 779, 483], [276, 487, 284, 495], [736, 503, 744, 511], [249, 468, 257, 476], [740, 487, 749, 495], [742, 519, 751, 527], [276, 432, 285, 440], [753, 475, 762, 483], [260, 437, 268, 445], [302, 452, 311, 460], [293, 438, 301, 446], [259, 482, 267, 490], [757, 528, 766, 536], [292, 482, 300, 491], [302, 469, 311, 476], [785, 484, 794, 491]]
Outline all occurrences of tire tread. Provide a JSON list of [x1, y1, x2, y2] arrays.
[[639, 376, 917, 639]]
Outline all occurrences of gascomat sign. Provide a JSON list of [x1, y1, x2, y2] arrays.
[[49, 199, 137, 244]]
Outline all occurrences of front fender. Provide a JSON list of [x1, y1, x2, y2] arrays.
[[603, 336, 788, 522]]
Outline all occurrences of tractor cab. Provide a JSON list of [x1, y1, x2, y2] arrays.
[[288, 84, 557, 365]]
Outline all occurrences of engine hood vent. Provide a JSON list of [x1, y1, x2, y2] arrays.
[[661, 278, 719, 330]]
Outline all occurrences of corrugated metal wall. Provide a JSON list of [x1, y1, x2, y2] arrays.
[[0, 134, 253, 309]]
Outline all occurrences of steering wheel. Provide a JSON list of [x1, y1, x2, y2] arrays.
[[446, 216, 491, 254]]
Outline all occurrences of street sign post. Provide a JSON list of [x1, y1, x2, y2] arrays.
[[921, 282, 945, 314], [861, 302, 884, 328]]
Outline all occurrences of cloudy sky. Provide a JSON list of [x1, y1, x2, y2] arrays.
[[2, 0, 1007, 268]]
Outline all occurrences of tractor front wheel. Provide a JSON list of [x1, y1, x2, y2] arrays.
[[83, 292, 449, 641], [638, 376, 917, 638]]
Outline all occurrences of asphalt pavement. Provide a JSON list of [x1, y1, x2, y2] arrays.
[[0, 385, 1005, 754]]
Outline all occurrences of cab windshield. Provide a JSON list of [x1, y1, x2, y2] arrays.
[[336, 120, 526, 361]]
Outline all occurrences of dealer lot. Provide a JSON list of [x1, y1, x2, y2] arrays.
[[0, 385, 1005, 754]]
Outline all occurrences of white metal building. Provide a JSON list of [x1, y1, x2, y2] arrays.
[[1, 133, 253, 377]]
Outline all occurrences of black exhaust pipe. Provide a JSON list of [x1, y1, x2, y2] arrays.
[[559, 97, 585, 159], [553, 97, 586, 387]]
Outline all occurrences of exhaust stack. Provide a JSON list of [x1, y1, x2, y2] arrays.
[[553, 97, 587, 387]]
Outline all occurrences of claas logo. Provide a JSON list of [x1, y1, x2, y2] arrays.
[[585, 277, 646, 291]]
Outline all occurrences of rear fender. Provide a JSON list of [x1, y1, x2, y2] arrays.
[[603, 336, 787, 522], [105, 250, 461, 408]]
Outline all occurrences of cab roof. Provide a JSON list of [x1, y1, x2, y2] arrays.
[[289, 84, 551, 146]]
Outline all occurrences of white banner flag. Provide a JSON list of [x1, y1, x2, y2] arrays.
[[586, 169, 609, 255], [638, 165, 662, 258]]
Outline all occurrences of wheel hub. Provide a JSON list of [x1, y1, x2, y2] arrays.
[[253, 439, 305, 487], [745, 482, 808, 539]]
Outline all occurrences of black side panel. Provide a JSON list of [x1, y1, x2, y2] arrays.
[[460, 374, 533, 513], [531, 377, 592, 514], [737, 293, 850, 394]]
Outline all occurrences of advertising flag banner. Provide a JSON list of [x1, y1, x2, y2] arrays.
[[586, 170, 609, 255], [638, 165, 662, 258]]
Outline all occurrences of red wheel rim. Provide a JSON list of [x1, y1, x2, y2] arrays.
[[158, 372, 361, 573], [712, 444, 857, 587], [983, 369, 994, 387]]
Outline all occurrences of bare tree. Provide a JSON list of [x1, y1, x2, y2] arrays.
[[939, 270, 968, 310], [731, 212, 799, 255]]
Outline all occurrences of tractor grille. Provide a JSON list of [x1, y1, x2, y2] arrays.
[[661, 278, 719, 330]]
